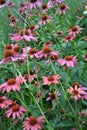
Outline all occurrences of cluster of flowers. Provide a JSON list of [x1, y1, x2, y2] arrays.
[[0, 96, 44, 130], [0, 0, 87, 129]]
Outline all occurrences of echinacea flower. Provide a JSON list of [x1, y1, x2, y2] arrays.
[[79, 109, 87, 117], [63, 34, 75, 43], [0, 0, 7, 8], [83, 53, 87, 61], [10, 29, 37, 42], [18, 2, 28, 14], [0, 76, 24, 93], [9, 16, 17, 27], [29, 25, 39, 32], [42, 75, 61, 85], [41, 3, 49, 13], [39, 14, 52, 25], [23, 70, 37, 82], [56, 3, 69, 15], [6, 103, 26, 119], [23, 115, 44, 130], [46, 91, 61, 104], [28, 0, 42, 9], [67, 82, 87, 100], [28, 48, 39, 58], [69, 26, 82, 37], [38, 46, 54, 59], [0, 96, 10, 108], [58, 55, 77, 67]]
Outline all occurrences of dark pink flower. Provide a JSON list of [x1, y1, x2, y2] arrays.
[[38, 46, 56, 59], [63, 34, 75, 43], [58, 55, 77, 67], [6, 104, 26, 119], [0, 96, 10, 108], [69, 26, 82, 37], [23, 70, 37, 82], [0, 77, 24, 93], [57, 3, 69, 15], [41, 3, 49, 13], [10, 29, 38, 42], [39, 14, 52, 25], [42, 75, 61, 85], [23, 116, 44, 130], [28, 48, 39, 58]]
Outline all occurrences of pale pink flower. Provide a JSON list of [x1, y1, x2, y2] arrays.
[[67, 82, 87, 100], [46, 91, 61, 104], [42, 75, 61, 85], [0, 96, 10, 108], [0, 77, 24, 93], [10, 29, 37, 42], [23, 116, 44, 130], [57, 3, 69, 15], [47, 0, 55, 8], [69, 26, 82, 37], [28, 0, 42, 9], [6, 104, 26, 119], [63, 34, 75, 43], [58, 55, 77, 67], [39, 14, 52, 25], [83, 53, 87, 61]]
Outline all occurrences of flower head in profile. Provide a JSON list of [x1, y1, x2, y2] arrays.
[[28, 48, 39, 59], [23, 70, 37, 82], [56, 3, 69, 15], [6, 103, 26, 119], [41, 3, 49, 13], [46, 91, 61, 104], [23, 115, 44, 130], [58, 55, 77, 67], [67, 82, 87, 100], [69, 26, 82, 37], [0, 76, 24, 93], [42, 75, 61, 85]]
